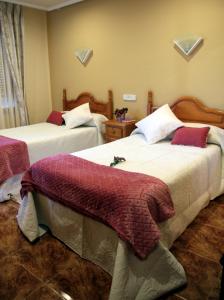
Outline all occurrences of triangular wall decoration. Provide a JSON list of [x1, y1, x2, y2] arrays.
[[75, 48, 93, 64], [173, 36, 203, 56]]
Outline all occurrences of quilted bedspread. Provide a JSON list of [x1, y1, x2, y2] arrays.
[[0, 135, 30, 184], [21, 153, 175, 258]]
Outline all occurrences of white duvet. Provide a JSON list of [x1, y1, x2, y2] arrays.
[[0, 121, 105, 202], [17, 133, 224, 299]]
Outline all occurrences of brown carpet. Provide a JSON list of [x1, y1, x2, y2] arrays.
[[0, 195, 223, 300]]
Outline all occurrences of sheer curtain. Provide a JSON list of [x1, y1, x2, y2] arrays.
[[0, 2, 28, 129]]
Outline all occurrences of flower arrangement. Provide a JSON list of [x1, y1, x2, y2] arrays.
[[114, 107, 128, 122]]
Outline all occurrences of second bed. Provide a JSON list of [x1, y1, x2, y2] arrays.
[[0, 89, 113, 202]]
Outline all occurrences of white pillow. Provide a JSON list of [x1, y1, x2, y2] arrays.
[[85, 113, 108, 133], [62, 103, 93, 129], [184, 122, 224, 150], [85, 113, 108, 126], [136, 104, 183, 144]]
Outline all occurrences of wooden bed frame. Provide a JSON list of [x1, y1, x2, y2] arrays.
[[63, 89, 113, 120], [147, 91, 224, 128]]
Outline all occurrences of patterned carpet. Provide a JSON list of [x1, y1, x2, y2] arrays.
[[0, 195, 223, 300]]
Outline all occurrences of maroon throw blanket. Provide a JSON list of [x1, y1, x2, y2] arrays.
[[0, 135, 30, 184], [21, 154, 175, 259]]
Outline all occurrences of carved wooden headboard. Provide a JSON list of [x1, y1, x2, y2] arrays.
[[170, 97, 224, 128], [148, 92, 224, 129], [63, 89, 113, 120]]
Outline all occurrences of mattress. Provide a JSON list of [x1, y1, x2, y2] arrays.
[[17, 133, 224, 299]]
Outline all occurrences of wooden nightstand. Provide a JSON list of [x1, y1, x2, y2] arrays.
[[103, 120, 136, 142]]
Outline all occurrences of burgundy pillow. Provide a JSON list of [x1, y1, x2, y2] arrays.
[[171, 126, 210, 148], [47, 111, 64, 126]]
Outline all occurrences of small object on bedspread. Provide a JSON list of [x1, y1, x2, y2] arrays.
[[0, 135, 30, 184], [110, 156, 126, 167], [21, 153, 174, 259]]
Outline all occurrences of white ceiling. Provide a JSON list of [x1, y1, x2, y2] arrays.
[[2, 0, 84, 11]]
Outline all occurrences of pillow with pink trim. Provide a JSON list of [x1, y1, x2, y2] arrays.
[[171, 126, 210, 148], [47, 111, 64, 126]]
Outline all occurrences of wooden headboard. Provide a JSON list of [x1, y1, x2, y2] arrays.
[[171, 97, 224, 128], [63, 89, 113, 120], [148, 92, 224, 129], [147, 91, 153, 116]]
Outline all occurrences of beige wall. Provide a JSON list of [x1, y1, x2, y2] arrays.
[[47, 0, 224, 119], [23, 7, 52, 124]]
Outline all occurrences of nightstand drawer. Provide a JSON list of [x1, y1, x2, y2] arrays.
[[103, 119, 136, 143], [106, 126, 122, 138]]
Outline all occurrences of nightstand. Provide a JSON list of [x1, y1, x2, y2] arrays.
[[103, 120, 136, 142]]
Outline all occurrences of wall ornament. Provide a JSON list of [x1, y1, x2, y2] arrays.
[[173, 36, 203, 56], [75, 48, 93, 65]]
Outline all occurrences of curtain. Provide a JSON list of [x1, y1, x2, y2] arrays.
[[0, 2, 28, 129]]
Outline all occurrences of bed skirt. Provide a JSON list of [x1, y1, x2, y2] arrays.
[[17, 193, 187, 300]]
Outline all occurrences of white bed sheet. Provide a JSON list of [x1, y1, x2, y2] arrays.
[[0, 122, 105, 202], [17, 134, 224, 299]]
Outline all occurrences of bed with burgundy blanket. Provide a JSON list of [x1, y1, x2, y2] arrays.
[[0, 123, 106, 202], [18, 133, 224, 299], [0, 89, 113, 203], [20, 153, 175, 259]]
